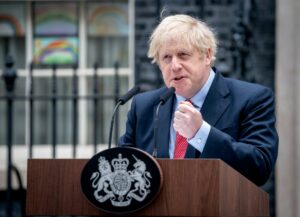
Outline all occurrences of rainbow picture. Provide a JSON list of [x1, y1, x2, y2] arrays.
[[34, 2, 77, 35], [87, 2, 128, 36], [34, 37, 78, 65], [0, 3, 25, 36]]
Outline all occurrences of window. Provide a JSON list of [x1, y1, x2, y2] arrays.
[[32, 2, 79, 67], [86, 1, 129, 68], [0, 2, 26, 145], [0, 2, 26, 68], [0, 0, 134, 149], [0, 1, 134, 194]]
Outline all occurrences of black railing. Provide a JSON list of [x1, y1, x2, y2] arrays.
[[1, 57, 123, 217], [2, 55, 17, 217]]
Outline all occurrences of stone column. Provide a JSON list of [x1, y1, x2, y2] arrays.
[[276, 0, 300, 216]]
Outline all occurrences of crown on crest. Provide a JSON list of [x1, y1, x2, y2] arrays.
[[112, 154, 129, 171]]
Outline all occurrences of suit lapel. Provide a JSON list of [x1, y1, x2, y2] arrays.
[[156, 95, 175, 158], [201, 72, 230, 127], [185, 72, 230, 159]]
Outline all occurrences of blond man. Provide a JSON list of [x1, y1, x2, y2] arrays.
[[119, 14, 278, 186]]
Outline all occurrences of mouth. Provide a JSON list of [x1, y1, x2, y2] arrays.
[[173, 76, 186, 81]]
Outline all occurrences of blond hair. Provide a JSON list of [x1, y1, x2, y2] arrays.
[[147, 14, 218, 65]]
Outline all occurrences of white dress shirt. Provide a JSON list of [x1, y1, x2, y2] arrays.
[[169, 69, 215, 158]]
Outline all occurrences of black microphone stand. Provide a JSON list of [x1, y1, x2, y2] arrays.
[[153, 101, 163, 158], [108, 101, 122, 149], [108, 86, 141, 149], [152, 87, 175, 157]]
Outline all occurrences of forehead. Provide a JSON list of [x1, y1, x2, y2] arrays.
[[159, 39, 194, 55]]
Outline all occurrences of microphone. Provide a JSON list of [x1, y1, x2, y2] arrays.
[[118, 85, 141, 105], [108, 86, 141, 149], [153, 87, 176, 157]]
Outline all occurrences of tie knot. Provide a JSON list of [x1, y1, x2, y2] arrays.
[[185, 99, 198, 108]]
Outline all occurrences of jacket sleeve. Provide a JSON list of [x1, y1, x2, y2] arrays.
[[201, 88, 278, 186]]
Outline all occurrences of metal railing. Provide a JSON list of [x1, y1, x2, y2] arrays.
[[1, 56, 123, 217]]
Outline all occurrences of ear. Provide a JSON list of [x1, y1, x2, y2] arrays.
[[205, 48, 213, 66]]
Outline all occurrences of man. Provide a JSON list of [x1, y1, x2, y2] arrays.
[[119, 14, 278, 186]]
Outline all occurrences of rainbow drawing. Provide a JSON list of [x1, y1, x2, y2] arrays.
[[0, 3, 25, 36], [34, 37, 78, 65], [87, 3, 128, 36], [34, 3, 77, 35]]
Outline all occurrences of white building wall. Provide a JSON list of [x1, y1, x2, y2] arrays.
[[276, 0, 300, 216]]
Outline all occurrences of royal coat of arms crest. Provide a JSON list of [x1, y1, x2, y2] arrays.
[[90, 154, 152, 207], [81, 147, 162, 214]]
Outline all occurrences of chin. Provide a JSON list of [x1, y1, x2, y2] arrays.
[[175, 89, 188, 98]]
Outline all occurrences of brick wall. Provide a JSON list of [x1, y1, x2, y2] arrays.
[[134, 0, 275, 89]]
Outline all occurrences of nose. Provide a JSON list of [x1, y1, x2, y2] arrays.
[[170, 57, 182, 72]]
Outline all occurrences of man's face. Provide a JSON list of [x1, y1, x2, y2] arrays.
[[158, 40, 212, 99]]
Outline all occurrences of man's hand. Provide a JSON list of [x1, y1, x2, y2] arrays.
[[173, 101, 203, 139]]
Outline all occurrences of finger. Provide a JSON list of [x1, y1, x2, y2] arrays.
[[173, 124, 190, 138], [174, 116, 190, 131], [173, 122, 186, 136], [174, 112, 191, 126], [174, 110, 187, 119], [180, 100, 194, 107], [177, 103, 195, 113]]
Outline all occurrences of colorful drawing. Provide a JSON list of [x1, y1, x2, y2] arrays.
[[0, 3, 25, 36], [87, 3, 128, 36], [34, 3, 77, 35], [34, 37, 78, 65]]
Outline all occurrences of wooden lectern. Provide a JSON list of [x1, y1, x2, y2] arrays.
[[26, 159, 269, 217]]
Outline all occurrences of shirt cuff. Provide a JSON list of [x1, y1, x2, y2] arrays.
[[188, 121, 211, 153]]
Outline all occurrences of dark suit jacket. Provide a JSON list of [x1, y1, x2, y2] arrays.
[[119, 71, 278, 186]]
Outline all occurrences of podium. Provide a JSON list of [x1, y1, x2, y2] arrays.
[[26, 159, 269, 217]]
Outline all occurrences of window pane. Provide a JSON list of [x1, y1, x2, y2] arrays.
[[33, 2, 78, 35], [33, 2, 79, 68], [0, 38, 26, 69], [32, 77, 73, 145], [13, 100, 26, 145], [0, 77, 26, 145], [0, 3, 25, 37], [87, 37, 128, 68], [86, 1, 129, 68], [14, 78, 26, 145], [33, 37, 79, 66], [87, 2, 128, 36], [0, 2, 26, 69]]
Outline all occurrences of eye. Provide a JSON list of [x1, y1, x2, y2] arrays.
[[179, 52, 189, 58], [162, 55, 171, 63]]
